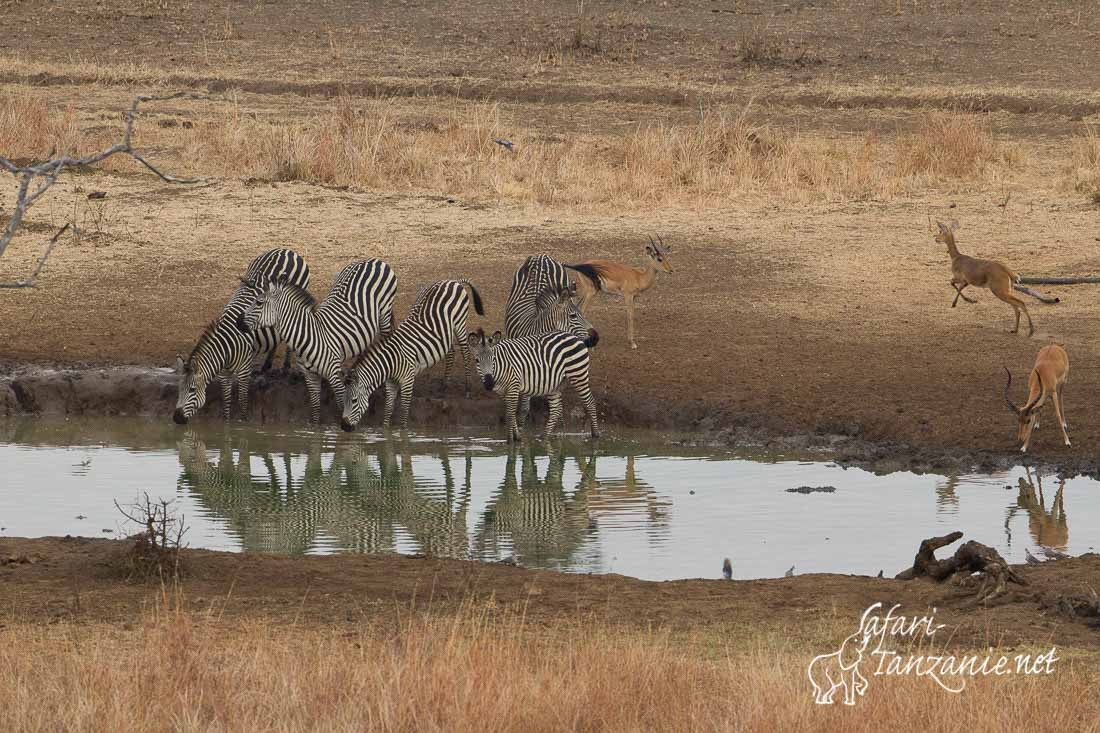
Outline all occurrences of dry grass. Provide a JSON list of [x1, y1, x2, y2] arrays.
[[0, 89, 1031, 210], [182, 99, 1018, 207], [0, 597, 1098, 732], [0, 93, 82, 160], [895, 110, 1013, 180], [1064, 125, 1100, 202]]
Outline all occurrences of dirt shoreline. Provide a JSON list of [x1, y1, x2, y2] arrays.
[[2, 536, 1098, 650], [3, 361, 1098, 478]]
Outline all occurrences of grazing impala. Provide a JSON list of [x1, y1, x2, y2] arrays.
[[934, 220, 1034, 336], [1003, 344, 1070, 452], [565, 235, 674, 350]]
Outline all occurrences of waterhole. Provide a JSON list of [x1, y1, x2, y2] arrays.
[[1, 418, 1095, 580]]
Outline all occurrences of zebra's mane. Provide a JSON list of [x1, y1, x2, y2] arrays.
[[281, 281, 318, 311], [187, 319, 225, 364]]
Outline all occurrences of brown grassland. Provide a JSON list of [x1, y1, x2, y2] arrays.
[[4, 1, 1100, 728]]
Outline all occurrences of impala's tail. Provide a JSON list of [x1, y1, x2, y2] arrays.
[[565, 263, 604, 291]]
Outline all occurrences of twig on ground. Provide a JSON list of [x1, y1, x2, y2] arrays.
[[0, 92, 205, 287]]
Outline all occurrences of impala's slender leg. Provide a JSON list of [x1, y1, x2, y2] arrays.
[[951, 282, 976, 307], [1052, 385, 1071, 446], [625, 292, 638, 349], [1057, 382, 1069, 429]]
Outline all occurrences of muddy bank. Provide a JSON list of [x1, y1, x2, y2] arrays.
[[2, 362, 1098, 478], [2, 536, 1099, 648]]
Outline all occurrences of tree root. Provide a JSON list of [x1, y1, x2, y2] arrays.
[[895, 531, 1026, 605]]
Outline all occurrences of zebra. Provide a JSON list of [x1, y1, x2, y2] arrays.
[[505, 254, 597, 346], [225, 248, 311, 371], [173, 313, 256, 424], [173, 249, 310, 424], [340, 279, 484, 432], [238, 258, 397, 424], [468, 328, 599, 441]]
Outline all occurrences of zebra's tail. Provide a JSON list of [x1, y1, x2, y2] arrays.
[[459, 280, 485, 316], [565, 263, 603, 291]]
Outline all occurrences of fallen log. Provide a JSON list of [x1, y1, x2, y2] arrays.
[[896, 531, 1026, 604], [1013, 284, 1059, 303], [1018, 276, 1100, 285]]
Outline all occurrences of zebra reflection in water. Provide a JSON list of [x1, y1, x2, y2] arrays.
[[176, 431, 471, 556], [176, 431, 315, 554], [474, 444, 601, 571], [333, 440, 471, 557]]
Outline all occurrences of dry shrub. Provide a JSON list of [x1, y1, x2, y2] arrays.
[[0, 93, 82, 160], [896, 110, 1002, 179], [1064, 125, 1100, 202], [0, 602, 1097, 732]]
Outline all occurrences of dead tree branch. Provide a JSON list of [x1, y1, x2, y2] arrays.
[[1018, 276, 1100, 285], [896, 531, 1026, 605], [0, 92, 204, 288], [1013, 284, 1060, 304], [0, 223, 72, 289]]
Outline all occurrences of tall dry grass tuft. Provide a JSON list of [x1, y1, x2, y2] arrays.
[[1064, 125, 1100, 202], [0, 93, 82, 161], [895, 110, 1005, 179], [0, 598, 1098, 731]]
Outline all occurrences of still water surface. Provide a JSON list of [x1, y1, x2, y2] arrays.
[[1, 418, 1095, 580]]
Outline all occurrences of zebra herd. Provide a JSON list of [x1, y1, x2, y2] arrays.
[[173, 249, 602, 440]]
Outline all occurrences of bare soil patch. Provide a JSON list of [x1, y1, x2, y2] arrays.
[[3, 537, 1099, 651]]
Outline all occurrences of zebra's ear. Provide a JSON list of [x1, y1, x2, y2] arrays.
[[490, 330, 503, 345], [174, 355, 186, 374], [467, 330, 482, 347]]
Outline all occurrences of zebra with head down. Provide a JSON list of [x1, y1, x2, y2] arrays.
[[173, 248, 309, 424]]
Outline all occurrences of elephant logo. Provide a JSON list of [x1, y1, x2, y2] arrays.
[[806, 605, 882, 705]]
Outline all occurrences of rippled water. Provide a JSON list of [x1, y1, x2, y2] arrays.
[[1, 418, 1095, 580]]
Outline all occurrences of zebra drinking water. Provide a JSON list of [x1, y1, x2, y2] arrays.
[[468, 328, 599, 441], [238, 258, 397, 424], [173, 249, 310, 424], [340, 279, 484, 432]]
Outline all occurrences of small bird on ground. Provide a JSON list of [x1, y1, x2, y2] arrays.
[[1039, 546, 1069, 561], [493, 138, 515, 152], [722, 558, 732, 580], [785, 565, 795, 577], [1025, 548, 1041, 565]]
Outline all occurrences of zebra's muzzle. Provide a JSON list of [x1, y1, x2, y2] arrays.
[[172, 408, 189, 425], [584, 329, 600, 348], [482, 374, 496, 391], [340, 418, 357, 432]]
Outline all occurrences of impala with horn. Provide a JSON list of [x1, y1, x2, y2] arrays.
[[1003, 344, 1070, 453], [564, 235, 675, 350]]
